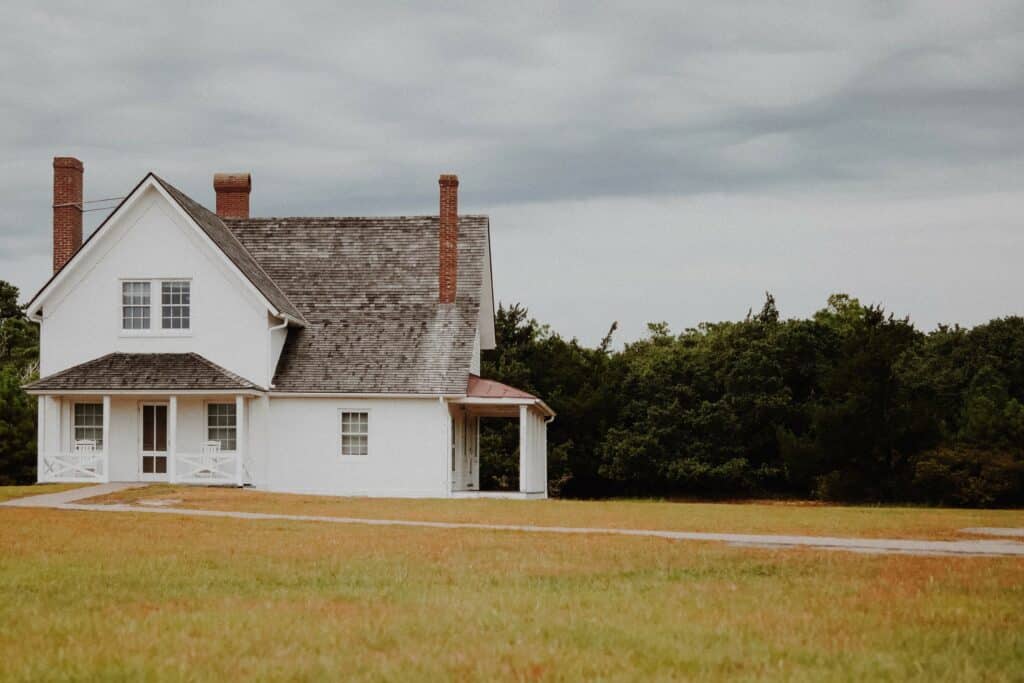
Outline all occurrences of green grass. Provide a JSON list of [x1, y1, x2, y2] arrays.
[[1, 498, 1022, 680], [87, 484, 1024, 540], [0, 483, 87, 503]]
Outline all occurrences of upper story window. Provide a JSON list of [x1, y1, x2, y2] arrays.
[[122, 281, 151, 330], [120, 279, 190, 333], [161, 281, 191, 329]]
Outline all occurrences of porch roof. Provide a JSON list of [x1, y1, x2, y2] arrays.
[[455, 374, 556, 417], [24, 353, 260, 394]]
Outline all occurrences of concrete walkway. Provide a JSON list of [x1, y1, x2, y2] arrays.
[[4, 485, 1024, 558]]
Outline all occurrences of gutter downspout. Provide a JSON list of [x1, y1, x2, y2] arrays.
[[267, 314, 289, 389]]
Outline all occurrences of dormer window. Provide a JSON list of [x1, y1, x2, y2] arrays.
[[120, 279, 191, 333]]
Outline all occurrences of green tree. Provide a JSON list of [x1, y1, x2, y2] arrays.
[[0, 282, 39, 484]]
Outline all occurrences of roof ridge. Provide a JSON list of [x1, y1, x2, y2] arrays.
[[224, 214, 490, 221]]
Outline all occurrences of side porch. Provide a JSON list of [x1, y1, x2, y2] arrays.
[[448, 375, 555, 499]]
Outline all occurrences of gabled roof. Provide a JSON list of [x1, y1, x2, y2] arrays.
[[24, 353, 259, 392], [228, 216, 488, 394], [29, 172, 496, 396], [151, 176, 306, 323], [27, 174, 306, 324]]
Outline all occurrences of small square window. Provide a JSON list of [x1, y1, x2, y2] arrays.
[[340, 411, 369, 456]]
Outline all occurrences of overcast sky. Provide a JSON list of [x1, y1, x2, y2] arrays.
[[2, 2, 1023, 344]]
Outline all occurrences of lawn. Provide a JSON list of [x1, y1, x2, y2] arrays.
[[0, 483, 87, 503], [86, 484, 1024, 540], [1, 495, 1022, 680]]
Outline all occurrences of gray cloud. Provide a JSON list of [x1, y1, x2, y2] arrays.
[[2, 1, 1023, 343]]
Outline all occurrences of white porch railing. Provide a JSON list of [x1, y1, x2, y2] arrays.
[[40, 440, 109, 483], [171, 441, 241, 485]]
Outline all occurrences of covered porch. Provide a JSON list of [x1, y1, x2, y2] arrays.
[[448, 375, 555, 499], [26, 353, 262, 486]]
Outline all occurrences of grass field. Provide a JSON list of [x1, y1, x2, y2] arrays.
[[0, 483, 86, 503], [86, 484, 1024, 540], [1, 487, 1022, 680]]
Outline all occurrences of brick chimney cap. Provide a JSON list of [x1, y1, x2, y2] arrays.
[[213, 173, 252, 191], [439, 174, 459, 186], [53, 157, 84, 171]]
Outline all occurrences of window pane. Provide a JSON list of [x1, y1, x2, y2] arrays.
[[340, 412, 369, 456], [154, 406, 167, 451], [143, 405, 154, 451], [161, 281, 190, 330], [73, 403, 104, 448], [207, 403, 236, 451], [122, 282, 151, 330]]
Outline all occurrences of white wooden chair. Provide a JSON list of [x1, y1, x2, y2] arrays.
[[199, 440, 221, 476], [72, 439, 100, 474]]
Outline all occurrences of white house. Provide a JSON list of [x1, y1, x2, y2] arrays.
[[24, 157, 552, 498]]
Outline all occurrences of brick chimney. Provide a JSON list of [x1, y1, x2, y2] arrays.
[[52, 157, 84, 273], [213, 173, 251, 219], [439, 174, 459, 304]]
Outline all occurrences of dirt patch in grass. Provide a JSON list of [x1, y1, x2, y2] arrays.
[[84, 484, 1024, 541]]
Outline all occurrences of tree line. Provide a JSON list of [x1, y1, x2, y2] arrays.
[[481, 295, 1024, 507], [1, 279, 1021, 506]]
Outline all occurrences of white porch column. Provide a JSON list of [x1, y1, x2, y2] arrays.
[[519, 404, 529, 493], [101, 395, 111, 483], [168, 396, 177, 484], [235, 395, 246, 487], [36, 396, 45, 483], [540, 415, 548, 496]]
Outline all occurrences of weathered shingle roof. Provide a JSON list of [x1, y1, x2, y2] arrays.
[[467, 374, 537, 400], [153, 175, 306, 323], [227, 216, 488, 394], [25, 353, 259, 392]]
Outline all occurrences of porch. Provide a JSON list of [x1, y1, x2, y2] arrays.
[[449, 375, 555, 498], [35, 393, 254, 486], [26, 352, 263, 487]]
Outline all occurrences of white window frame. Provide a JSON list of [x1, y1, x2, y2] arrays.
[[204, 401, 238, 452], [73, 401, 105, 449], [118, 278, 193, 337], [120, 280, 151, 331], [338, 409, 371, 459]]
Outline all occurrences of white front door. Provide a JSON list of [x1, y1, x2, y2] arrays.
[[139, 402, 169, 481]]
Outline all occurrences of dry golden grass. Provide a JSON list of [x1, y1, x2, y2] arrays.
[[0, 502, 1022, 681], [85, 484, 1024, 540], [0, 483, 87, 503]]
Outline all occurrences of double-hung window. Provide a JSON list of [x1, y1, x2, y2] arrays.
[[121, 281, 151, 330], [161, 281, 190, 329], [340, 411, 369, 457], [207, 403, 237, 451], [73, 403, 104, 448], [120, 279, 190, 332]]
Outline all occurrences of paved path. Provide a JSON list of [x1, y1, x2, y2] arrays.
[[4, 485, 1024, 558]]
